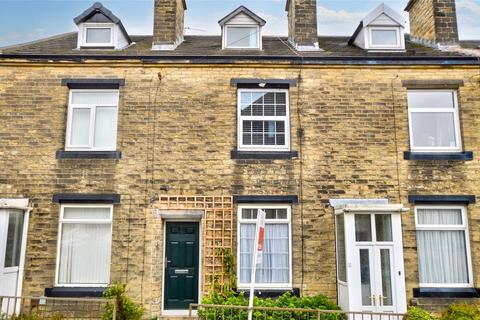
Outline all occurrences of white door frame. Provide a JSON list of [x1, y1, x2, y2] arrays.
[[336, 204, 407, 314], [0, 199, 31, 315]]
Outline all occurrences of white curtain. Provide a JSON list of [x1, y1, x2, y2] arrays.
[[58, 223, 111, 284], [240, 224, 289, 284], [417, 208, 469, 284]]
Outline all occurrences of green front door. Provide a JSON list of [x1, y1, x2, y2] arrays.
[[164, 222, 199, 310]]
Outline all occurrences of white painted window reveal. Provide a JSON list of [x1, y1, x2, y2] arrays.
[[415, 206, 473, 288], [407, 90, 462, 153], [56, 205, 113, 286], [237, 204, 292, 289], [66, 90, 119, 151], [237, 89, 290, 151]]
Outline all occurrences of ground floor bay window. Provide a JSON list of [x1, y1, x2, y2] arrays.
[[415, 206, 473, 288], [237, 204, 292, 289], [56, 205, 113, 286]]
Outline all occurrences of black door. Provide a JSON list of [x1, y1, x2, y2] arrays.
[[164, 222, 199, 310]]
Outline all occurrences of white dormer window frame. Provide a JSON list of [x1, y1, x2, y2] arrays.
[[367, 26, 404, 50], [81, 23, 115, 47], [223, 25, 262, 50]]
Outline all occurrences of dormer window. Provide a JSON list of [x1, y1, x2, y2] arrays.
[[349, 3, 406, 51], [370, 27, 400, 48], [219, 6, 266, 50], [225, 26, 260, 49], [74, 2, 132, 50], [84, 24, 114, 47]]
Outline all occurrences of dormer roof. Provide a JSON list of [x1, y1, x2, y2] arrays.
[[348, 3, 406, 48], [74, 2, 132, 44], [362, 3, 406, 28], [218, 6, 266, 27]]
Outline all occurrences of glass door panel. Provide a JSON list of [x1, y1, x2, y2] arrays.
[[379, 248, 393, 307], [359, 248, 373, 307]]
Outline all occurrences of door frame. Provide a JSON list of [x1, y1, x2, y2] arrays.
[[161, 218, 202, 316], [348, 212, 406, 313], [0, 199, 31, 314]]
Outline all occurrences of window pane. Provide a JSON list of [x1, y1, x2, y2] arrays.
[[336, 215, 346, 282], [411, 112, 457, 148], [58, 223, 112, 284], [4, 210, 24, 268], [417, 208, 462, 225], [355, 215, 372, 242], [64, 207, 111, 220], [380, 249, 393, 306], [227, 27, 257, 48], [71, 92, 119, 105], [371, 30, 398, 45], [359, 249, 372, 306], [86, 28, 111, 44], [94, 106, 117, 149], [417, 230, 469, 284], [408, 91, 455, 109], [375, 214, 392, 241], [240, 224, 289, 284], [70, 108, 90, 146]]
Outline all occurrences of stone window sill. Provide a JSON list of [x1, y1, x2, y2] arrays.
[[56, 150, 122, 159], [231, 149, 298, 160], [413, 287, 480, 298], [404, 151, 473, 161], [44, 287, 106, 298]]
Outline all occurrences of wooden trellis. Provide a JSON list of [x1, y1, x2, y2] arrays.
[[158, 195, 234, 294]]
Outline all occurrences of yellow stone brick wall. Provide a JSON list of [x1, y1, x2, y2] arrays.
[[0, 62, 479, 317], [408, 0, 436, 44]]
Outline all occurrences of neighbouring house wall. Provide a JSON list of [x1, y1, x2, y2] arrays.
[[0, 63, 479, 316]]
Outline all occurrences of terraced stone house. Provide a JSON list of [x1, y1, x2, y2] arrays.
[[0, 0, 479, 318]]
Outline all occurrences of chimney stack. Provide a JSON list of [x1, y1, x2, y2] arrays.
[[152, 0, 186, 50], [285, 0, 319, 51], [405, 0, 459, 47]]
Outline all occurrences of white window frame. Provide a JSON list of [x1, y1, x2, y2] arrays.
[[407, 90, 462, 153], [82, 23, 115, 47], [368, 27, 402, 49], [414, 205, 473, 288], [223, 25, 261, 50], [55, 204, 113, 287], [65, 89, 119, 151], [236, 204, 293, 290], [237, 89, 290, 152]]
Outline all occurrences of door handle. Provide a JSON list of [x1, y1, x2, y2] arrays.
[[369, 295, 376, 306], [379, 295, 387, 306]]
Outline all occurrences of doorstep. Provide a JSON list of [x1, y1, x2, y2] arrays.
[[161, 310, 197, 319]]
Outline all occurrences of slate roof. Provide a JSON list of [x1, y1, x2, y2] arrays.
[[0, 33, 478, 63]]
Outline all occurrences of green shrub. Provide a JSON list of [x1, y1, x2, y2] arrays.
[[442, 303, 480, 320], [199, 292, 345, 320], [406, 307, 437, 320], [102, 284, 144, 320]]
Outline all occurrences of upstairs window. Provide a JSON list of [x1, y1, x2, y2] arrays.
[[407, 90, 462, 153], [66, 90, 119, 151], [84, 26, 113, 46], [369, 27, 400, 48], [225, 26, 259, 49], [237, 89, 290, 151]]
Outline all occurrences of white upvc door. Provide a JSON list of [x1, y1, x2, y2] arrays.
[[357, 244, 397, 313], [0, 209, 27, 315], [349, 212, 406, 315]]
